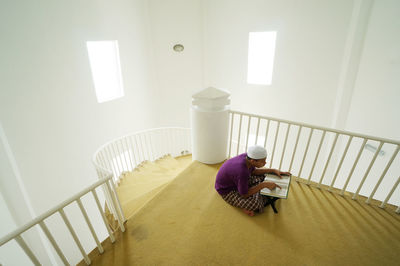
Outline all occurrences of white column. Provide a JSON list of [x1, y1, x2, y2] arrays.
[[191, 87, 230, 164]]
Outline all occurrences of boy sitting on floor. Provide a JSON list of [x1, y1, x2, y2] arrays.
[[215, 145, 291, 216]]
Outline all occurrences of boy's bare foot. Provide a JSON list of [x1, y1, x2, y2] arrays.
[[242, 209, 255, 216]]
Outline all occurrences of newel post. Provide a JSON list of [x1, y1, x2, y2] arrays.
[[191, 87, 231, 164]]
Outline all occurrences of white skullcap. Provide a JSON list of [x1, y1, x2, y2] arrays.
[[247, 145, 267, 160]]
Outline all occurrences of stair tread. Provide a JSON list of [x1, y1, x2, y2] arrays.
[[122, 184, 169, 219], [116, 155, 192, 219]]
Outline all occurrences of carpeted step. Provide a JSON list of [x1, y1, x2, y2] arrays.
[[121, 183, 169, 219], [117, 176, 176, 205], [115, 155, 192, 220]]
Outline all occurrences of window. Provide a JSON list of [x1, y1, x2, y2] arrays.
[[86, 41, 124, 103], [247, 31, 277, 85]]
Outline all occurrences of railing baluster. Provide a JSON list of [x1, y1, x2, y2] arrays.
[[366, 145, 400, 204], [145, 132, 153, 160], [379, 176, 400, 209], [123, 137, 134, 170], [96, 155, 119, 218], [245, 116, 251, 153], [77, 198, 104, 253], [106, 181, 126, 229], [59, 209, 91, 265], [289, 126, 302, 172], [135, 134, 144, 163], [15, 235, 41, 266], [164, 129, 169, 156], [119, 139, 129, 172], [128, 135, 137, 167], [98, 152, 110, 175], [104, 146, 118, 181], [279, 124, 291, 170], [298, 128, 314, 180], [140, 133, 148, 161], [95, 169, 117, 219], [179, 129, 183, 155], [168, 130, 173, 156], [110, 144, 122, 178], [154, 130, 161, 159], [318, 133, 339, 188], [353, 141, 383, 200], [91, 189, 115, 243], [188, 128, 192, 153], [255, 117, 261, 145], [228, 112, 234, 157], [149, 132, 156, 160], [142, 132, 149, 160], [39, 221, 69, 265], [270, 121, 280, 168], [115, 140, 124, 172], [110, 180, 126, 224], [236, 114, 243, 156], [113, 142, 121, 172], [263, 119, 270, 149], [120, 139, 130, 171], [329, 136, 353, 191], [308, 130, 326, 184], [340, 138, 367, 195]]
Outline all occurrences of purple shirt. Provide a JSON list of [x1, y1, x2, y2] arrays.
[[215, 153, 255, 195]]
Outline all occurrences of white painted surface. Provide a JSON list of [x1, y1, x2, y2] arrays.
[[204, 0, 353, 127], [191, 87, 230, 164], [0, 122, 56, 265], [147, 0, 204, 127], [346, 0, 400, 140], [331, 0, 373, 131], [0, 0, 157, 264], [0, 192, 33, 266]]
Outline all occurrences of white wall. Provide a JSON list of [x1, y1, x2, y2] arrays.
[[204, 0, 353, 127], [0, 192, 33, 266], [0, 122, 57, 265], [0, 0, 157, 264], [346, 0, 400, 140], [148, 0, 204, 127]]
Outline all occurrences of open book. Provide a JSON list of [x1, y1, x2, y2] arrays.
[[260, 174, 291, 199]]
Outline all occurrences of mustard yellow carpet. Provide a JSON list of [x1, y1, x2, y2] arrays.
[[83, 160, 400, 266]]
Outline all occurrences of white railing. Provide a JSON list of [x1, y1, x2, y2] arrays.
[[229, 110, 400, 213], [92, 127, 192, 218], [0, 175, 124, 265]]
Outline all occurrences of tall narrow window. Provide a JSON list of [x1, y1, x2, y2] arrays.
[[247, 31, 277, 85], [86, 40, 124, 103]]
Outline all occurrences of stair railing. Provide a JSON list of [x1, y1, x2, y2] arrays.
[[0, 174, 124, 265], [229, 110, 400, 213], [92, 127, 191, 219]]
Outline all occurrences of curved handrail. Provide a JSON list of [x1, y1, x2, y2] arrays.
[[92, 127, 192, 220], [0, 174, 124, 265], [92, 127, 191, 180], [92, 127, 190, 161]]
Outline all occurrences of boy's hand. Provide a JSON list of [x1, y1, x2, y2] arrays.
[[274, 169, 291, 178], [264, 182, 281, 190]]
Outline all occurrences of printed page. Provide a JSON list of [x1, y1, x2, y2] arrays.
[[263, 174, 290, 185], [260, 174, 291, 199]]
